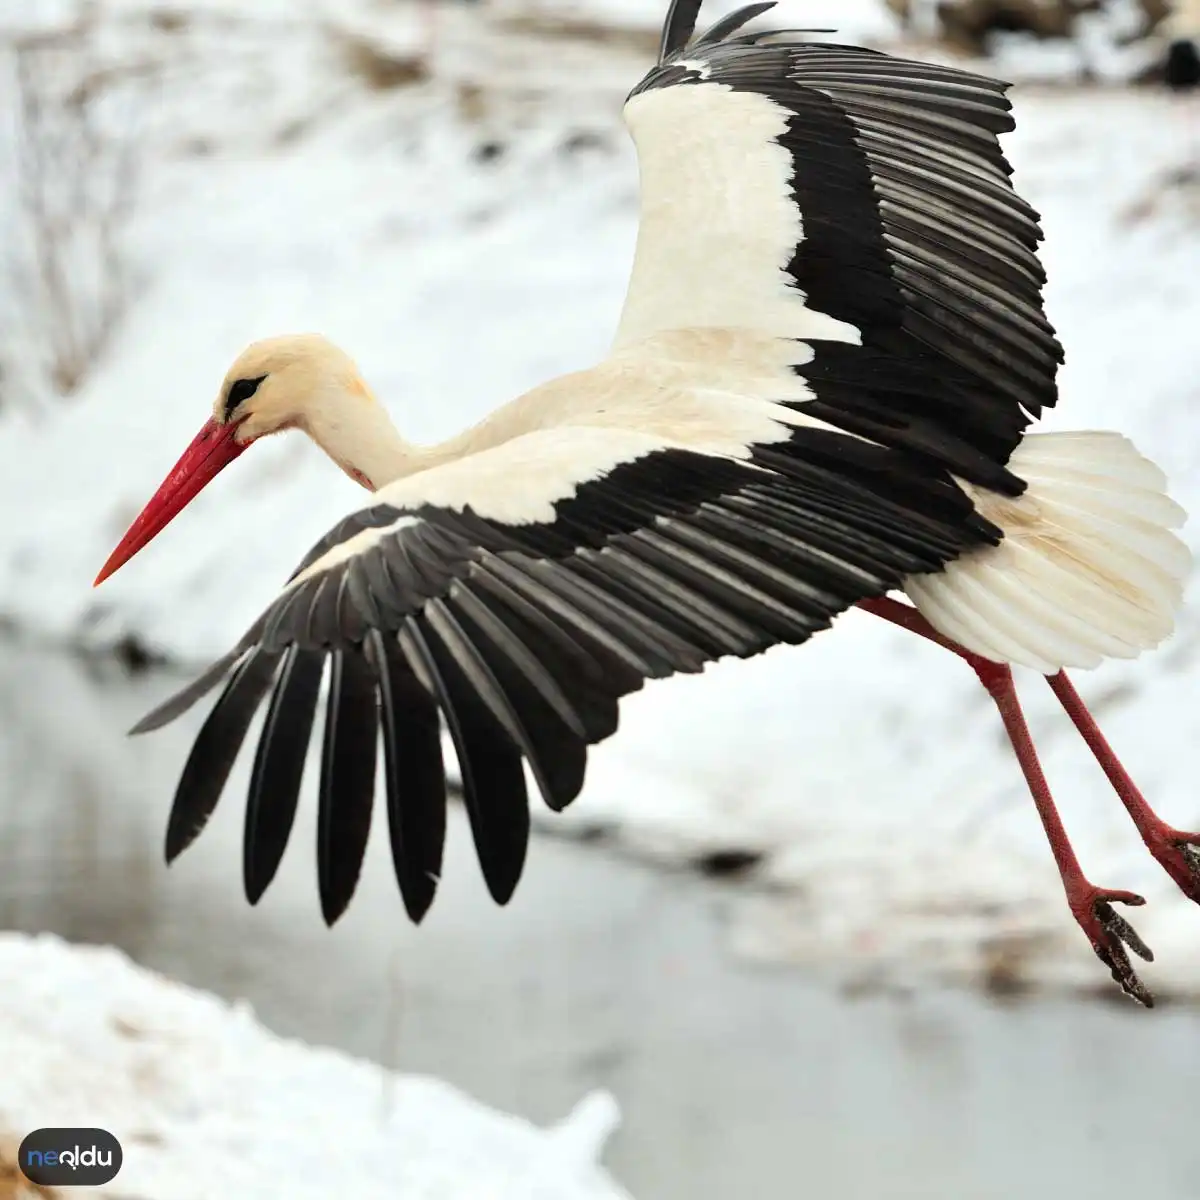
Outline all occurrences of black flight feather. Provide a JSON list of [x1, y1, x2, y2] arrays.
[[316, 647, 379, 925], [658, 0, 705, 63], [694, 2, 777, 47], [467, 563, 629, 743], [364, 629, 446, 923], [445, 587, 588, 811], [164, 648, 280, 863], [243, 645, 326, 905], [398, 617, 530, 906], [130, 645, 248, 735]]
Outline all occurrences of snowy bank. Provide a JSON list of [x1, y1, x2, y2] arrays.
[[0, 932, 628, 1200], [1, 4, 1199, 1001]]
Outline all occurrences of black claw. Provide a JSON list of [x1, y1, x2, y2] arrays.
[[1093, 900, 1155, 1008], [1099, 902, 1154, 963], [1177, 841, 1200, 880]]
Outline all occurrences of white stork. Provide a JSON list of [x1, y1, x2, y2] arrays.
[[95, 0, 1192, 1005]]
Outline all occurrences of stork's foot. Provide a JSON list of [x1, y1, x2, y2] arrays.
[[1069, 885, 1155, 1007], [1137, 824, 1200, 905]]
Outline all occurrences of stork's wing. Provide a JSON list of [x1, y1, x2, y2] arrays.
[[618, 1, 1063, 495], [135, 424, 991, 925]]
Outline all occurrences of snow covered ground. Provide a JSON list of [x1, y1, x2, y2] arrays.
[[2, 0, 1200, 999], [0, 932, 627, 1199]]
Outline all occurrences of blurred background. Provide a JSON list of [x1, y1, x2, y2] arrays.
[[1, 0, 1200, 1195]]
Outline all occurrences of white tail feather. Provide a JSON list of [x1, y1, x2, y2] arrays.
[[903, 432, 1191, 673]]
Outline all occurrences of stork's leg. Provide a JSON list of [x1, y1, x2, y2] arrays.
[[857, 596, 1155, 1005], [1045, 671, 1200, 904]]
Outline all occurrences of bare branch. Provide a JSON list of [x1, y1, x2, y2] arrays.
[[2, 19, 147, 406]]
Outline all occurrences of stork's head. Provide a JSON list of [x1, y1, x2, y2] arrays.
[[94, 333, 377, 586], [211, 334, 377, 448]]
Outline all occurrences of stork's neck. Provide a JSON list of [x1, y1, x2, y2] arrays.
[[306, 382, 530, 494], [304, 395, 432, 492], [303, 370, 544, 494]]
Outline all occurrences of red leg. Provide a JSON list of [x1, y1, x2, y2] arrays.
[[1046, 671, 1200, 903], [857, 598, 1155, 1005], [857, 595, 959, 653]]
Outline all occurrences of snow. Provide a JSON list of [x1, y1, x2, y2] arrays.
[[1, 2, 1200, 1000], [0, 932, 628, 1199]]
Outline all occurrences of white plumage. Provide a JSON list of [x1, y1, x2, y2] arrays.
[[905, 431, 1188, 672], [92, 0, 1196, 1006], [618, 85, 861, 345]]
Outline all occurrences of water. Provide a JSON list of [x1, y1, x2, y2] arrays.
[[2, 636, 1199, 1199]]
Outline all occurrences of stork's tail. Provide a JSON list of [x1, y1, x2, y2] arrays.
[[903, 431, 1191, 674]]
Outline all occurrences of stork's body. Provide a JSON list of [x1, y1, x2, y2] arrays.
[[96, 1, 1192, 1005]]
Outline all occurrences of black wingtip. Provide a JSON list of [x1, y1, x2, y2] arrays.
[[320, 900, 342, 929], [164, 822, 194, 865], [658, 0, 704, 63], [319, 866, 360, 928], [366, 627, 448, 928], [162, 649, 280, 866], [481, 821, 529, 906], [693, 1, 778, 49], [164, 806, 212, 865], [397, 861, 440, 924], [401, 617, 531, 913], [319, 877, 365, 927], [128, 647, 250, 736], [403, 872, 439, 924], [129, 714, 158, 737], [316, 648, 379, 930], [242, 646, 326, 912], [485, 858, 526, 907]]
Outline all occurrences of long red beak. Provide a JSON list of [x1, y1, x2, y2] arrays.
[[94, 418, 248, 586]]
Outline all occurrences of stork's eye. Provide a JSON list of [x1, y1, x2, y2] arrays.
[[224, 374, 267, 420]]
